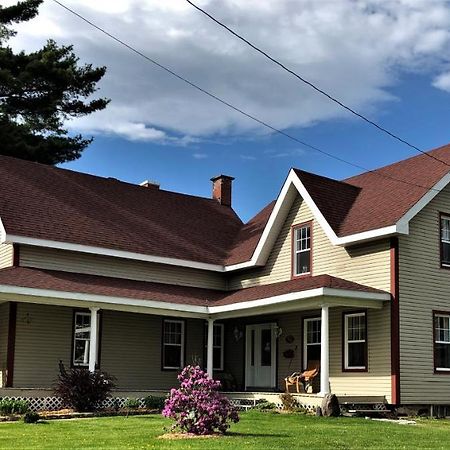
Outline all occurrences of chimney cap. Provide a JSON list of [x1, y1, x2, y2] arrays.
[[140, 179, 160, 189], [210, 174, 235, 182]]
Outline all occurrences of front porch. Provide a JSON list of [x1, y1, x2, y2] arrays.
[[0, 268, 392, 405]]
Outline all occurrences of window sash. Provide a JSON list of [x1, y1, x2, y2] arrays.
[[204, 323, 224, 371], [163, 320, 185, 369], [435, 313, 450, 370], [73, 312, 91, 367], [294, 225, 311, 275], [303, 317, 321, 368], [344, 312, 367, 370], [441, 216, 450, 266]]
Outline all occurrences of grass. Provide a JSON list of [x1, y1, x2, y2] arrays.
[[1, 411, 450, 449]]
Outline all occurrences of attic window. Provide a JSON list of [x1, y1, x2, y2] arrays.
[[440, 214, 450, 267], [292, 222, 312, 277]]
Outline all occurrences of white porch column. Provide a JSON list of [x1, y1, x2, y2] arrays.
[[206, 318, 214, 378], [320, 304, 330, 396], [89, 307, 100, 372]]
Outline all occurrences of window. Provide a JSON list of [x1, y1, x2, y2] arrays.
[[293, 223, 311, 276], [344, 312, 367, 371], [163, 320, 185, 370], [73, 312, 91, 366], [441, 215, 450, 267], [204, 323, 225, 371], [434, 312, 450, 372], [303, 317, 321, 369]]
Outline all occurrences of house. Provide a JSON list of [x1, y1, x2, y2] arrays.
[[1, 144, 450, 410]]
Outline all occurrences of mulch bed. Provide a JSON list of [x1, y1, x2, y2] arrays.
[[158, 432, 221, 440]]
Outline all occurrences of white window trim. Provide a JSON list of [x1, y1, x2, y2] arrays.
[[293, 224, 311, 276], [73, 311, 91, 367], [435, 313, 450, 371], [163, 319, 185, 370], [441, 216, 450, 267], [303, 317, 321, 369], [344, 312, 367, 370]]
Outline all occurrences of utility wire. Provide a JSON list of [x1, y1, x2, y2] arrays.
[[185, 0, 450, 169], [52, 0, 442, 193]]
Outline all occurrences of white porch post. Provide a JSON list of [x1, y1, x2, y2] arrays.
[[89, 307, 100, 372], [206, 318, 214, 378], [320, 304, 330, 396]]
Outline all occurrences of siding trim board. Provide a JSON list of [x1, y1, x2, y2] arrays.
[[6, 302, 17, 387], [390, 237, 400, 405]]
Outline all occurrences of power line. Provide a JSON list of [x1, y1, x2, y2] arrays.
[[185, 0, 450, 169], [52, 0, 442, 193]]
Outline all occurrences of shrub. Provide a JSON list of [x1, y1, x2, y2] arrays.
[[23, 411, 40, 424], [254, 401, 277, 411], [124, 398, 141, 409], [54, 367, 115, 412], [162, 365, 239, 435], [0, 398, 29, 415], [143, 395, 165, 411], [279, 393, 298, 411]]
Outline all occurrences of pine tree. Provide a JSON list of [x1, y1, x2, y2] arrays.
[[0, 0, 109, 164]]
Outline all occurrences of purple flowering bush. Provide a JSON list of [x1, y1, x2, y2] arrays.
[[162, 365, 239, 435]]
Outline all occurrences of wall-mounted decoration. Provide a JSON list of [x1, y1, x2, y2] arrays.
[[283, 348, 295, 359], [285, 334, 295, 344]]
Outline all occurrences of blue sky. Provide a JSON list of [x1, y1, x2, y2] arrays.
[[62, 71, 450, 222], [9, 0, 450, 222]]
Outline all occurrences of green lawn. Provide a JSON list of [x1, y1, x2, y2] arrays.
[[1, 411, 450, 449]]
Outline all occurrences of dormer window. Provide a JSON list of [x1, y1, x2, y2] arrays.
[[293, 222, 312, 277]]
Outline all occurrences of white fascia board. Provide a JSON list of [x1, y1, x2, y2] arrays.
[[0, 284, 209, 316], [0, 284, 389, 318], [4, 235, 225, 272], [333, 225, 402, 246], [396, 171, 450, 232], [0, 216, 6, 243]]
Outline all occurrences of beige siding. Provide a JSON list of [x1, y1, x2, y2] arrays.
[[399, 183, 450, 404], [14, 303, 73, 388], [229, 195, 391, 292], [0, 243, 13, 269], [0, 302, 9, 387], [223, 308, 391, 401], [12, 302, 205, 390], [20, 245, 226, 290], [101, 311, 204, 390]]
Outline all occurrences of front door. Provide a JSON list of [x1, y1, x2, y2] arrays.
[[245, 323, 277, 389]]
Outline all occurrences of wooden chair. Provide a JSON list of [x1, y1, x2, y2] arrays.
[[284, 360, 320, 393]]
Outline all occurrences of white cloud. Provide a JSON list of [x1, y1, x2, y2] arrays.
[[193, 153, 208, 159], [6, 0, 450, 143], [433, 72, 450, 92]]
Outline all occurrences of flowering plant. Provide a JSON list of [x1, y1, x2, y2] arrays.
[[162, 365, 239, 435]]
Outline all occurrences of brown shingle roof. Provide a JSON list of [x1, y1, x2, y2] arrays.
[[294, 143, 450, 237], [0, 155, 242, 266], [0, 267, 386, 307], [1, 144, 450, 267]]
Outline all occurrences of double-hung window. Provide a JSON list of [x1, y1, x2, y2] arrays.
[[344, 312, 367, 371], [163, 320, 185, 370], [434, 312, 450, 372], [204, 323, 225, 371], [441, 215, 450, 267], [73, 312, 91, 366], [293, 223, 312, 276], [303, 317, 321, 369]]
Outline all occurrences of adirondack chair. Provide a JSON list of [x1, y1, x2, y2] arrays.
[[284, 360, 320, 393]]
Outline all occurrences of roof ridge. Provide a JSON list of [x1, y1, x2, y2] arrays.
[[293, 168, 361, 191]]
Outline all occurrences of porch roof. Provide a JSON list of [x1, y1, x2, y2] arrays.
[[0, 267, 389, 316]]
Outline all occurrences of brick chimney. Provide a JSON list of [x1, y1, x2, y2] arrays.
[[211, 175, 234, 207]]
